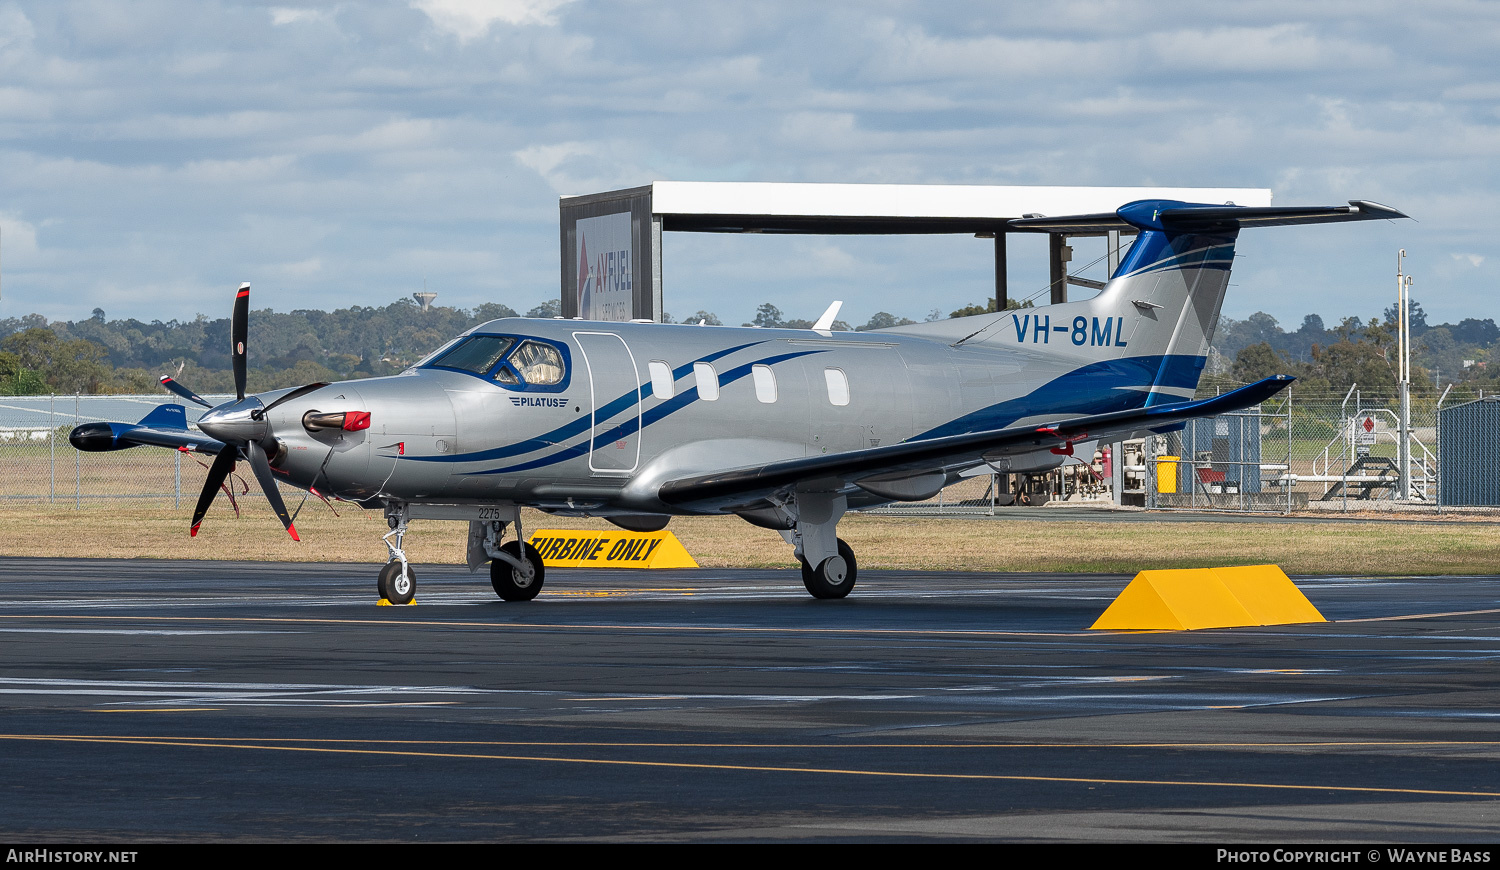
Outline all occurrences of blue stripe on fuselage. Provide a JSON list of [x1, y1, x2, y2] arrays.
[[465, 349, 828, 476], [911, 354, 1206, 440], [405, 340, 767, 466]]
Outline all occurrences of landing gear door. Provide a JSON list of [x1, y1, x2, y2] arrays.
[[573, 331, 642, 475]]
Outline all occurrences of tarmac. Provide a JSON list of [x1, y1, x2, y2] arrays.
[[1, 557, 1499, 842]]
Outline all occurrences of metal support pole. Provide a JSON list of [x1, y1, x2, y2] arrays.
[[651, 215, 664, 322], [74, 393, 80, 509], [994, 233, 1008, 312], [1106, 230, 1122, 277], [1049, 234, 1068, 305], [1145, 435, 1156, 510], [1110, 440, 1123, 506], [48, 394, 54, 505], [1396, 250, 1410, 502]]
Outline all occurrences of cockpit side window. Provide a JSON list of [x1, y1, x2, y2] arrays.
[[430, 335, 514, 375], [509, 340, 565, 386]]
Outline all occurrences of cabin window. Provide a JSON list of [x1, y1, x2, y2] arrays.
[[431, 335, 514, 375], [752, 364, 777, 403], [824, 367, 850, 406], [649, 361, 674, 399], [509, 340, 565, 386], [694, 362, 719, 401]]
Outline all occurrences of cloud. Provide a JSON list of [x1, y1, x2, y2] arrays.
[[1452, 253, 1486, 268], [514, 141, 647, 195], [0, 212, 40, 262], [411, 0, 575, 41], [269, 8, 328, 26]]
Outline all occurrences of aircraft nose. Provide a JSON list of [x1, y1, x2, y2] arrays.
[[196, 397, 267, 444]]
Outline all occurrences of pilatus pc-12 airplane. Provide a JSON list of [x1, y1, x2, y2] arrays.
[[72, 198, 1406, 604]]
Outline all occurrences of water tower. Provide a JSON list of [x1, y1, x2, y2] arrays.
[[413, 291, 438, 312]]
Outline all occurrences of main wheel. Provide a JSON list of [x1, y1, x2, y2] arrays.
[[490, 540, 545, 602], [801, 538, 856, 600], [378, 560, 416, 605]]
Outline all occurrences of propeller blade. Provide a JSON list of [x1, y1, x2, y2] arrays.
[[246, 440, 299, 541], [232, 282, 250, 402], [190, 449, 237, 537], [263, 382, 329, 414], [159, 375, 213, 409]]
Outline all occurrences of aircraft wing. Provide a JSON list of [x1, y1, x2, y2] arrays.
[[657, 375, 1292, 512]]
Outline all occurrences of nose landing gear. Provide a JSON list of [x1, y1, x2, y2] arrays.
[[378, 559, 416, 605], [379, 505, 416, 605]]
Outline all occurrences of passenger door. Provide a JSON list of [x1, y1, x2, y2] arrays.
[[573, 331, 642, 475]]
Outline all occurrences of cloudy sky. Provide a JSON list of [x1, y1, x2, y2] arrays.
[[0, 1, 1495, 330]]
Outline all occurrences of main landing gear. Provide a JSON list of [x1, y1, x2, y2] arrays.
[[490, 540, 545, 601], [473, 513, 544, 602], [775, 490, 858, 600], [800, 538, 857, 599]]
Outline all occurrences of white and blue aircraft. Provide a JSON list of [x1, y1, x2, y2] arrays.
[[71, 198, 1406, 604]]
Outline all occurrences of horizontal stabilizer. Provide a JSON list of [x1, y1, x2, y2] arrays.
[[1008, 199, 1408, 234], [69, 403, 225, 455]]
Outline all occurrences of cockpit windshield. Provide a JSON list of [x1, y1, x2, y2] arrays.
[[423, 334, 569, 390], [429, 335, 514, 374]]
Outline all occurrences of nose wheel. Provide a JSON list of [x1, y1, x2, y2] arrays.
[[378, 505, 417, 605], [490, 540, 545, 601], [378, 560, 416, 605]]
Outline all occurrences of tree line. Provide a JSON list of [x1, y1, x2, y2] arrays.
[[2, 294, 1497, 398]]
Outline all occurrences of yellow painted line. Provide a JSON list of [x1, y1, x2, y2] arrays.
[[0, 734, 1495, 799], [0, 608, 1489, 640], [562, 696, 691, 701], [94, 708, 221, 713], [334, 702, 456, 708], [1336, 607, 1500, 623], [0, 613, 1101, 638]]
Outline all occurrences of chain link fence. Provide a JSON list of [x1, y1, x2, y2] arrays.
[[0, 394, 254, 510], [4, 390, 1496, 517], [868, 388, 1499, 517]]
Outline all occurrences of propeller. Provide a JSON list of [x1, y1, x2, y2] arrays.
[[177, 282, 328, 541], [159, 375, 212, 409], [232, 282, 249, 402]]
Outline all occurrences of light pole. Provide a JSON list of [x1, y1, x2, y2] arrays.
[[1397, 250, 1412, 500]]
